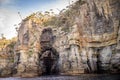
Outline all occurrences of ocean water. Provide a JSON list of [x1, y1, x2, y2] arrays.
[[0, 74, 120, 80]]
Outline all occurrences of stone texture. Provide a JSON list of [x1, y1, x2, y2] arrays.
[[0, 0, 120, 77], [77, 0, 120, 47], [99, 46, 112, 70], [110, 53, 120, 72], [14, 19, 42, 77], [13, 0, 119, 75]]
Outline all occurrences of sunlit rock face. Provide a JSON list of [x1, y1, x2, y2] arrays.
[[75, 0, 120, 73], [52, 25, 85, 74], [14, 19, 42, 77], [39, 28, 59, 75], [0, 38, 16, 77], [0, 0, 119, 77], [77, 0, 120, 47]]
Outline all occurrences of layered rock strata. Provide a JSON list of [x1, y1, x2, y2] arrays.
[[0, 0, 119, 77]]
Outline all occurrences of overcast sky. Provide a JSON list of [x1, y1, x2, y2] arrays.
[[0, 0, 77, 39]]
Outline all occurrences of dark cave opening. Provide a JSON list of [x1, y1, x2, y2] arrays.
[[43, 57, 54, 75], [40, 49, 59, 76], [40, 28, 59, 75]]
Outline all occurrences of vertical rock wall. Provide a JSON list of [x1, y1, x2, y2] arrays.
[[11, 0, 120, 77], [14, 19, 42, 77], [76, 0, 120, 73]]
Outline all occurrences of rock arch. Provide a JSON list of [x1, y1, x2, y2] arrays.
[[39, 28, 59, 75]]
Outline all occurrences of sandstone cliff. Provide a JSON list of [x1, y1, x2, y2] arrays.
[[13, 0, 120, 76], [0, 38, 17, 77], [0, 0, 120, 77]]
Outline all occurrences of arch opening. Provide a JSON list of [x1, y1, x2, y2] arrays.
[[39, 28, 59, 75], [40, 48, 59, 75]]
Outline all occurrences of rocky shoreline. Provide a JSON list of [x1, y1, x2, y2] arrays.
[[0, 0, 120, 77], [0, 74, 120, 80]]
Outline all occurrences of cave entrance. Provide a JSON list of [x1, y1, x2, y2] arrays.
[[40, 49, 59, 75], [40, 28, 59, 75]]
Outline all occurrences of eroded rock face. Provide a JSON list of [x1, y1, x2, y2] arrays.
[[75, 0, 120, 73], [52, 0, 120, 74], [14, 19, 42, 77], [40, 28, 59, 75], [0, 39, 16, 77], [0, 0, 119, 77], [77, 0, 120, 47]]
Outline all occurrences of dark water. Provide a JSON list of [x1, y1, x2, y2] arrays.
[[0, 74, 120, 80]]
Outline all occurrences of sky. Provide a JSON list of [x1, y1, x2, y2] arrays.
[[0, 0, 77, 39]]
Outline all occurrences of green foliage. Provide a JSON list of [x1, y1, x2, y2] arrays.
[[9, 58, 14, 62], [7, 42, 16, 49], [43, 16, 57, 26], [76, 0, 86, 5], [61, 27, 70, 32], [42, 0, 86, 33], [28, 49, 34, 57], [23, 0, 85, 33], [112, 50, 116, 54]]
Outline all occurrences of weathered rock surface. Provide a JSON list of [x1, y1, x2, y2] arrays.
[[14, 19, 42, 77], [0, 0, 120, 77], [0, 38, 16, 77], [13, 0, 120, 76], [77, 0, 120, 47]]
